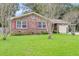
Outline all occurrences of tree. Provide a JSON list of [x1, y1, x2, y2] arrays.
[[24, 3, 72, 19], [62, 4, 79, 34], [24, 3, 73, 39], [0, 3, 18, 40]]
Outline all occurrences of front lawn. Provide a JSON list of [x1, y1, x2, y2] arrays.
[[0, 34, 79, 56]]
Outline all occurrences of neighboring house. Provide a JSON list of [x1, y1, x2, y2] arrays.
[[10, 12, 69, 35]]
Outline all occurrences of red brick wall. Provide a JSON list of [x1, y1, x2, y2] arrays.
[[11, 14, 48, 35]]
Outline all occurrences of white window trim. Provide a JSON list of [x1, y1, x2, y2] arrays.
[[38, 22, 46, 29], [16, 20, 28, 29]]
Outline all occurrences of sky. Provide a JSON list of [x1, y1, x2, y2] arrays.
[[15, 3, 32, 16]]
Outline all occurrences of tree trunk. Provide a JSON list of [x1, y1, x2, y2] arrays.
[[3, 19, 7, 40], [48, 21, 53, 39], [71, 24, 76, 35]]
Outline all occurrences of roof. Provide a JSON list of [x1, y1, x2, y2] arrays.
[[50, 19, 69, 24], [11, 12, 68, 24], [11, 12, 49, 20]]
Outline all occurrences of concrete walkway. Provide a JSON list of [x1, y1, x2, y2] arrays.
[[75, 32, 79, 35], [68, 32, 79, 35]]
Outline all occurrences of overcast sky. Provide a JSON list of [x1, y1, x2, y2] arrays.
[[15, 3, 32, 16]]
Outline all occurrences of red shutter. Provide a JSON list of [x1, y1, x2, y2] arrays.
[[12, 20, 16, 29]]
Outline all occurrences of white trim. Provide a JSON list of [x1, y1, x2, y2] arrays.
[[16, 20, 28, 29], [38, 22, 46, 29]]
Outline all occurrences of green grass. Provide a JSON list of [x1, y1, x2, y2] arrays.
[[0, 34, 79, 56]]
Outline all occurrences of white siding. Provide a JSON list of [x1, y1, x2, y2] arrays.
[[59, 25, 68, 33]]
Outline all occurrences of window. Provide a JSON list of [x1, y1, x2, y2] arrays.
[[16, 21, 21, 29], [38, 22, 41, 28], [16, 20, 27, 29], [31, 15, 36, 20], [22, 21, 27, 28], [38, 22, 46, 29]]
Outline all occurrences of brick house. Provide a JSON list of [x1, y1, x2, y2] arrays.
[[10, 12, 69, 35], [10, 12, 50, 35]]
